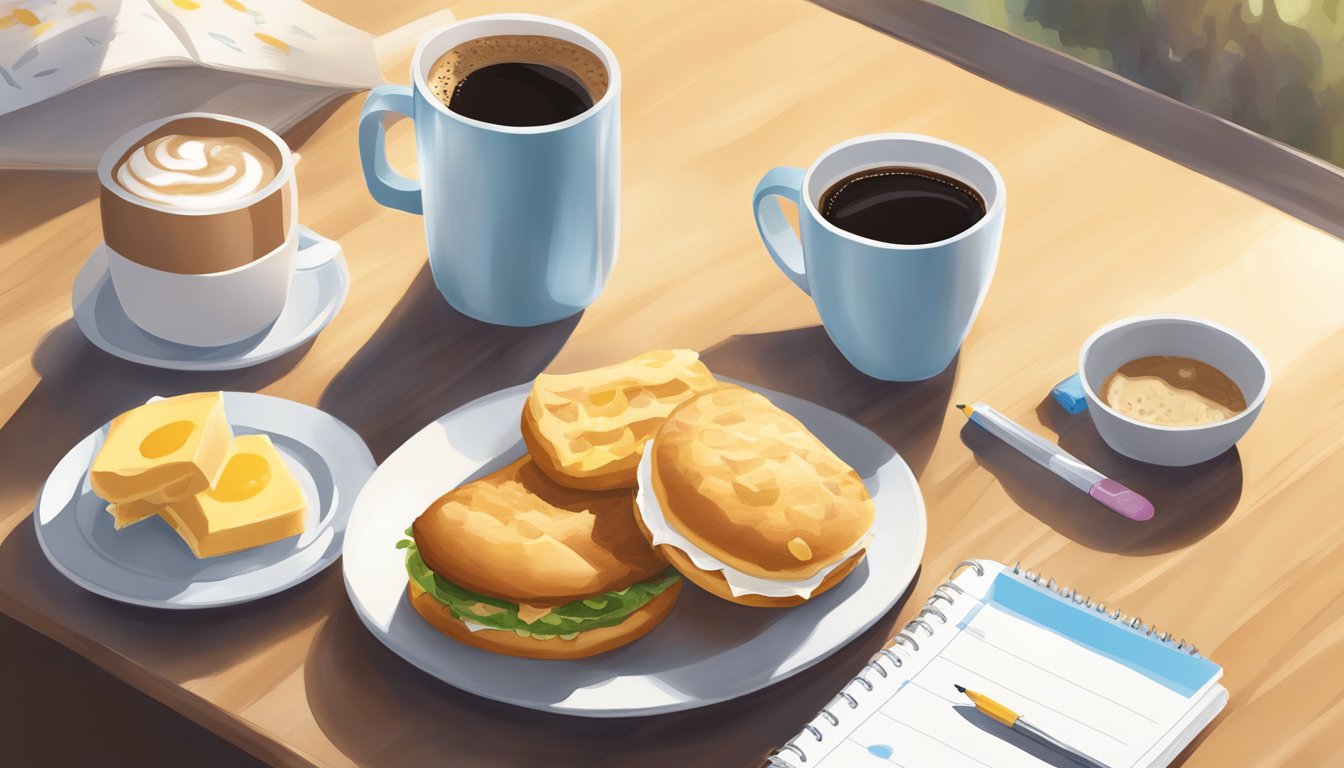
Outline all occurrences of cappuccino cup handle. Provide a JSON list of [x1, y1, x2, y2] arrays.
[[359, 86, 423, 214], [753, 166, 809, 295], [294, 227, 343, 271]]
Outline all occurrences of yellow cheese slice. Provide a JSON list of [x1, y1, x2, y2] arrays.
[[516, 603, 555, 624], [105, 499, 160, 530], [89, 392, 232, 506], [160, 433, 307, 558]]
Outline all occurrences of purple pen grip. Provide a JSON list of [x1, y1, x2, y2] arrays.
[[1089, 478, 1154, 521]]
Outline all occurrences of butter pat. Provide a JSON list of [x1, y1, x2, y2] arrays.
[[89, 392, 232, 505], [161, 434, 307, 558]]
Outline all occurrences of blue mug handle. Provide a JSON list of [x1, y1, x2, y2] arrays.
[[358, 85, 423, 215], [752, 165, 810, 295]]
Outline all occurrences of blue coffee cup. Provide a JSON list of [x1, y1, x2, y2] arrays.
[[358, 14, 620, 327], [753, 134, 1005, 381]]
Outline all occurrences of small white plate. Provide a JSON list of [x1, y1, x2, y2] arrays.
[[72, 227, 349, 371], [342, 379, 927, 717], [35, 392, 376, 609]]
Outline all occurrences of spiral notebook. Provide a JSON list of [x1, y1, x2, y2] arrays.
[[768, 560, 1227, 768]]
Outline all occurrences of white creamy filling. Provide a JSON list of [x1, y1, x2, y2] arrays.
[[115, 140, 266, 208], [634, 447, 868, 599]]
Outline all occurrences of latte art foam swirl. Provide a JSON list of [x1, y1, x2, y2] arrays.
[[115, 134, 277, 208]]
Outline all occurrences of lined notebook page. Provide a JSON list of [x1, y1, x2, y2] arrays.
[[800, 562, 1222, 768]]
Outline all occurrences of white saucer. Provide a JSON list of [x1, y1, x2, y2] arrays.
[[72, 227, 349, 371], [35, 392, 376, 609], [342, 379, 927, 717]]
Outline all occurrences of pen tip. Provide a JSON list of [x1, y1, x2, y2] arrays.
[[954, 684, 966, 693], [954, 404, 965, 410]]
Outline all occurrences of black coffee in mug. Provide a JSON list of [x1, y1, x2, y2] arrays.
[[428, 35, 609, 127], [820, 167, 986, 245]]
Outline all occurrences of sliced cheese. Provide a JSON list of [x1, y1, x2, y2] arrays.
[[458, 620, 577, 641], [161, 433, 307, 558], [105, 499, 160, 530], [467, 602, 506, 617], [89, 392, 232, 505], [516, 603, 555, 624]]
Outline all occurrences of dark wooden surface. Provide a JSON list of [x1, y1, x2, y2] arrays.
[[0, 613, 265, 767]]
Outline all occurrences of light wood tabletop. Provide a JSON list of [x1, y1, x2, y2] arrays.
[[3, 1, 1344, 765]]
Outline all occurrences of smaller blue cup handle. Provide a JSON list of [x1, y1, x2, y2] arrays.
[[358, 85, 423, 215], [753, 165, 809, 295]]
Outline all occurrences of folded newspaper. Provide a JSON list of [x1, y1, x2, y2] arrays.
[[0, 0, 383, 169]]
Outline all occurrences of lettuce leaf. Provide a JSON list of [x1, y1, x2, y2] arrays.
[[399, 535, 679, 637]]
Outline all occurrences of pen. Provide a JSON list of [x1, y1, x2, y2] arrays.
[[955, 684, 1110, 768], [956, 403, 1154, 521]]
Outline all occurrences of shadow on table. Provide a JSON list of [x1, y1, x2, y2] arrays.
[[0, 514, 345, 687], [0, 610, 267, 768], [318, 265, 580, 462], [305, 572, 920, 768], [282, 95, 351, 152], [700, 326, 957, 477], [1168, 707, 1229, 767], [960, 394, 1241, 554], [0, 170, 99, 246]]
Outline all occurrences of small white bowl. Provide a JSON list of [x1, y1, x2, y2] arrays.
[[1079, 315, 1270, 466]]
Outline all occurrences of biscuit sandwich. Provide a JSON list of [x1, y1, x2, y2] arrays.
[[635, 384, 874, 607], [521, 349, 719, 490], [401, 456, 681, 659]]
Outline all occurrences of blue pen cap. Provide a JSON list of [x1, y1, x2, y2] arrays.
[[1051, 373, 1089, 414]]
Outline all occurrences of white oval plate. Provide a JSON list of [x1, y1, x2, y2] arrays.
[[72, 227, 349, 371], [35, 392, 375, 609], [342, 379, 926, 717]]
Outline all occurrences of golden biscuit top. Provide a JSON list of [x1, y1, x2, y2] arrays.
[[413, 457, 668, 604], [652, 385, 874, 580], [522, 349, 719, 489]]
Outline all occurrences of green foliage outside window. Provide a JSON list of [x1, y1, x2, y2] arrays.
[[936, 0, 1344, 165]]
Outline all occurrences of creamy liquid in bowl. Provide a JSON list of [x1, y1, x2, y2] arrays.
[[115, 133, 278, 209], [1101, 355, 1247, 427]]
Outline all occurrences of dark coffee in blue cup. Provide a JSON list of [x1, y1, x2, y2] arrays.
[[819, 167, 986, 246], [426, 34, 607, 128]]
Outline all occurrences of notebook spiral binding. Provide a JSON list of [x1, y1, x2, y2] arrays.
[[765, 559, 1203, 767]]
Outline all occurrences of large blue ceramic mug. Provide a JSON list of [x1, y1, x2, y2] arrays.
[[359, 14, 620, 327], [754, 134, 1005, 381]]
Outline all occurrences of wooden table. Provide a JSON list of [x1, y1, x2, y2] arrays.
[[3, 1, 1344, 765]]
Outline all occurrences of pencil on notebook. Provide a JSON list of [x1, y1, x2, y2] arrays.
[[954, 684, 1111, 768]]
